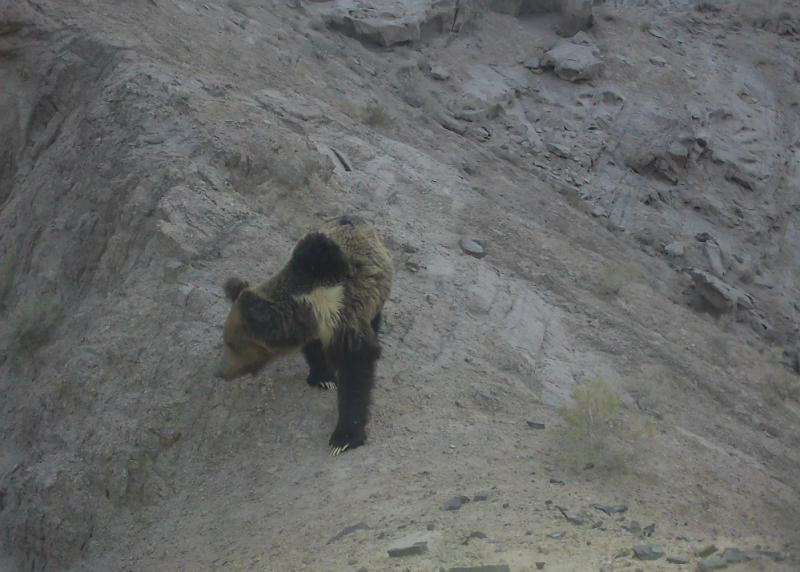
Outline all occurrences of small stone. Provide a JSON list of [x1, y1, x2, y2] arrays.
[[627, 520, 642, 534], [536, 563, 546, 570], [558, 507, 586, 525], [502, 503, 510, 508], [684, 68, 697, 79], [348, 559, 358, 566], [650, 56, 667, 66], [427, 523, 435, 531], [547, 531, 566, 539], [443, 496, 470, 511], [405, 260, 420, 272], [474, 491, 490, 501], [592, 521, 603, 529], [643, 523, 655, 537], [591, 504, 628, 516], [462, 531, 488, 544], [550, 479, 565, 485], [664, 242, 684, 257], [666, 556, 689, 564], [526, 421, 546, 429], [759, 551, 783, 561], [696, 557, 728, 571], [632, 544, 665, 561], [616, 548, 632, 558], [743, 551, 762, 560], [388, 542, 428, 558], [592, 205, 607, 217], [459, 237, 486, 258], [721, 548, 745, 562], [546, 142, 572, 158], [696, 545, 718, 558], [430, 64, 450, 80]]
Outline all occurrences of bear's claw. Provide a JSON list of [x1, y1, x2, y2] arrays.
[[329, 444, 350, 456], [306, 371, 337, 390]]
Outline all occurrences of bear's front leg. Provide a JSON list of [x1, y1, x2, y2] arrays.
[[302, 339, 337, 390], [329, 338, 380, 455]]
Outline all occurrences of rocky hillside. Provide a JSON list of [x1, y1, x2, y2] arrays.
[[0, 0, 799, 570]]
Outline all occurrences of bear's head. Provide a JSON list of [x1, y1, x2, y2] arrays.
[[213, 277, 299, 380]]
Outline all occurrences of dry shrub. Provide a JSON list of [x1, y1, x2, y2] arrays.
[[599, 262, 642, 295], [556, 378, 656, 471], [764, 367, 800, 406], [363, 102, 390, 128]]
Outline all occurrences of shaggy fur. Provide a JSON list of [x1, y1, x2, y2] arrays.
[[214, 215, 394, 454]]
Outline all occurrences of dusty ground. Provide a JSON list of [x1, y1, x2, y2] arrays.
[[0, 0, 799, 570]]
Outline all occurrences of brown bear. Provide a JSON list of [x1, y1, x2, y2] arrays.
[[214, 215, 394, 455]]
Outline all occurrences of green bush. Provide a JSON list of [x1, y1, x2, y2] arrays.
[[556, 378, 656, 471]]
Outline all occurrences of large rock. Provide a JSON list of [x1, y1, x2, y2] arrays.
[[541, 31, 602, 82], [315, 0, 477, 47], [687, 269, 754, 314]]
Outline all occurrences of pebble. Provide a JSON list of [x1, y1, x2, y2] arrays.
[[546, 142, 572, 158], [443, 496, 470, 511], [666, 556, 689, 564], [696, 545, 718, 558], [627, 520, 642, 535], [526, 421, 546, 429], [547, 531, 566, 539], [474, 491, 490, 501], [696, 557, 727, 571], [463, 531, 488, 545], [650, 56, 667, 66], [550, 479, 565, 486], [535, 563, 545, 570], [592, 504, 629, 515], [387, 542, 428, 558], [558, 507, 586, 525], [430, 64, 450, 80], [632, 544, 665, 561], [643, 523, 655, 537], [664, 242, 684, 257], [459, 237, 486, 258], [721, 548, 745, 562]]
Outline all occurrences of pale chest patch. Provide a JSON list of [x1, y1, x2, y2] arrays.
[[296, 285, 344, 345]]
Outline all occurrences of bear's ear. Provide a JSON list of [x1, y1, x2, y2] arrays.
[[289, 232, 347, 283], [223, 277, 249, 302]]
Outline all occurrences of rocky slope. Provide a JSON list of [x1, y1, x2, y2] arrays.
[[0, 0, 799, 570]]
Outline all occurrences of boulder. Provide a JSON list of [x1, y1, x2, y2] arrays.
[[687, 269, 753, 314], [541, 31, 602, 82]]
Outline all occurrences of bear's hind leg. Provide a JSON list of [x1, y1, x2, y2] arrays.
[[302, 339, 337, 390], [329, 333, 381, 455]]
